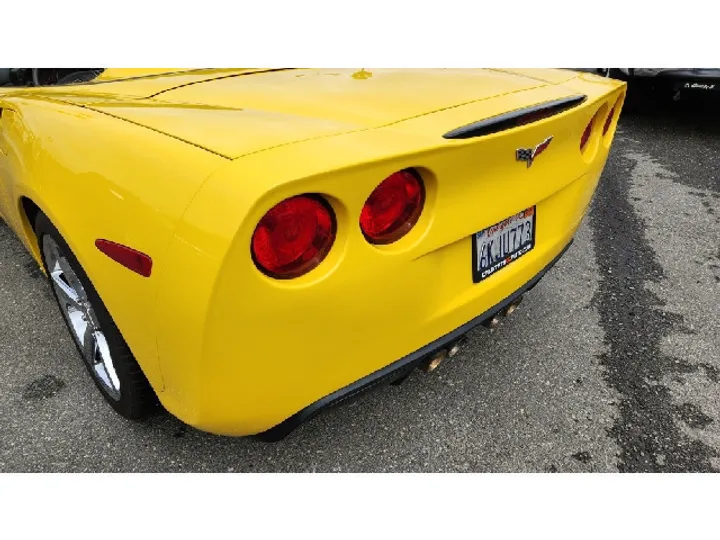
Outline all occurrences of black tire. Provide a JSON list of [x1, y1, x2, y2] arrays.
[[35, 212, 160, 419]]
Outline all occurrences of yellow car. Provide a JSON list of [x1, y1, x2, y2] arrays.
[[0, 68, 625, 440]]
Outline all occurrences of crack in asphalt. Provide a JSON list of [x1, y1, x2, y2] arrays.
[[589, 130, 718, 472]]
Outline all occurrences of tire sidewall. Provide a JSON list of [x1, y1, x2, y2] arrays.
[[34, 212, 156, 418]]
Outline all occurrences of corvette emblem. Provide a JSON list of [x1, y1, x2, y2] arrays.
[[516, 136, 553, 168]]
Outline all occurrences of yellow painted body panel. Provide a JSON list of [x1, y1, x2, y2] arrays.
[[0, 95, 225, 391], [0, 68, 625, 436]]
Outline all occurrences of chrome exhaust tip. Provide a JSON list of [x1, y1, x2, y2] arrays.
[[503, 296, 524, 317], [447, 337, 466, 358], [423, 349, 448, 373], [483, 315, 501, 329]]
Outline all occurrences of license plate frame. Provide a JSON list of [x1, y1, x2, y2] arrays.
[[471, 207, 536, 284]]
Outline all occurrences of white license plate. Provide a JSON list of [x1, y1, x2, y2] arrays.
[[472, 207, 536, 283]]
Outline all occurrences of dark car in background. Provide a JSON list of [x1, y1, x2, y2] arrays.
[[595, 68, 720, 107]]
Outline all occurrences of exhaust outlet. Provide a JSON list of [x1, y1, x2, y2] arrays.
[[483, 315, 501, 329], [447, 336, 467, 358], [448, 344, 462, 357], [503, 296, 524, 317], [422, 349, 448, 373]]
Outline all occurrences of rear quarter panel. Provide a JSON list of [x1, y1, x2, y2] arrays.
[[0, 96, 226, 391]]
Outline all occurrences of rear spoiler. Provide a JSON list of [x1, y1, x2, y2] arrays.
[[443, 94, 587, 140]]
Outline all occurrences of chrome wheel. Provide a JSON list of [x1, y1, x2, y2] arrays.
[[42, 235, 121, 400]]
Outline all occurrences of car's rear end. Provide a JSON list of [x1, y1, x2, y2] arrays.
[[151, 70, 626, 438]]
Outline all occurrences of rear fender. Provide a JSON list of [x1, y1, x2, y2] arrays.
[[1, 96, 226, 393]]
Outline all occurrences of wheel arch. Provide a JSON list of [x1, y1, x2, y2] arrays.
[[17, 194, 48, 270], [17, 192, 78, 273], [20, 195, 41, 230]]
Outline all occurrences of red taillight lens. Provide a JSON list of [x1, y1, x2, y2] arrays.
[[603, 105, 616, 135], [251, 195, 336, 279], [360, 169, 425, 245], [580, 117, 594, 151]]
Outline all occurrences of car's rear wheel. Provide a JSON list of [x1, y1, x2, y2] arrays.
[[35, 212, 159, 419]]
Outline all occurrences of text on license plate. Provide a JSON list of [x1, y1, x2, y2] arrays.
[[472, 207, 536, 283]]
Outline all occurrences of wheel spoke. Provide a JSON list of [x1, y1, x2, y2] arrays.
[[50, 267, 82, 309], [42, 234, 121, 398], [95, 332, 121, 392], [66, 308, 89, 349], [45, 238, 63, 268], [82, 320, 97, 362], [58, 256, 87, 304]]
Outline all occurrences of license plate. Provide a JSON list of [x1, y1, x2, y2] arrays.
[[472, 207, 536, 283]]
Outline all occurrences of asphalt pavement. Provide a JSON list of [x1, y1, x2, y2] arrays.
[[1, 95, 718, 473]]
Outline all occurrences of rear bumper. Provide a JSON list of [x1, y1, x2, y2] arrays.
[[257, 238, 573, 442]]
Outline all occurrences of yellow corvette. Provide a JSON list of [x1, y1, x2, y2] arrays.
[[0, 68, 625, 440]]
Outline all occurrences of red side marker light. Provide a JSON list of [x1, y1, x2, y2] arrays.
[[95, 239, 153, 277]]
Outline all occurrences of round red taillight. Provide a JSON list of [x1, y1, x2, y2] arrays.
[[603, 106, 616, 135], [580, 117, 594, 151], [251, 195, 336, 279], [360, 169, 425, 245]]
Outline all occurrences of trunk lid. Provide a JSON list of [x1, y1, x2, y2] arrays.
[[47, 68, 580, 159]]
